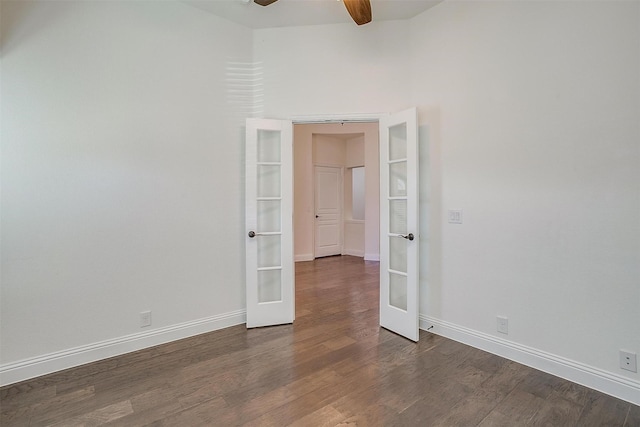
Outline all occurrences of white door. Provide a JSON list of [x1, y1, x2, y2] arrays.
[[314, 166, 342, 258], [245, 118, 294, 328], [379, 108, 419, 341]]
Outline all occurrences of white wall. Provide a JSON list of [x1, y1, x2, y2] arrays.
[[254, 21, 411, 118], [411, 0, 640, 396], [1, 0, 252, 377]]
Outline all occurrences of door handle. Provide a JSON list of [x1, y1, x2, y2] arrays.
[[248, 231, 279, 238], [315, 215, 319, 218], [396, 233, 414, 241]]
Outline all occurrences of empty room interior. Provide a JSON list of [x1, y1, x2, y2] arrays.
[[1, 0, 639, 425]]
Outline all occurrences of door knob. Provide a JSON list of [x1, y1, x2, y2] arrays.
[[401, 233, 414, 241], [315, 215, 319, 218], [248, 231, 256, 238]]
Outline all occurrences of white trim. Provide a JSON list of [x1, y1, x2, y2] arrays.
[[419, 315, 640, 405], [343, 249, 365, 257], [0, 310, 246, 387], [290, 112, 386, 124], [295, 254, 314, 262], [364, 253, 380, 261]]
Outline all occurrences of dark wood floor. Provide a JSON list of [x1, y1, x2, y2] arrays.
[[1, 256, 638, 426]]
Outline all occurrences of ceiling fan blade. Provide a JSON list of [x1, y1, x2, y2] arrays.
[[343, 0, 372, 25], [254, 0, 278, 6]]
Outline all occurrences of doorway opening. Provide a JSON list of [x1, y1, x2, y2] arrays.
[[292, 122, 380, 263], [292, 121, 381, 329]]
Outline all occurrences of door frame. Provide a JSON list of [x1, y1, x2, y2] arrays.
[[290, 113, 386, 124]]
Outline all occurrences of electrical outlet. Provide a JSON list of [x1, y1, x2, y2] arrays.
[[620, 350, 637, 373], [140, 311, 152, 328], [497, 316, 508, 334]]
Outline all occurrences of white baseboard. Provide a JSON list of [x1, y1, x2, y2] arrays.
[[0, 310, 246, 387], [364, 253, 380, 261], [6, 310, 636, 405], [419, 315, 640, 405], [295, 254, 314, 262], [343, 249, 365, 257]]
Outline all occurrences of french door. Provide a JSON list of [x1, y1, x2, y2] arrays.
[[245, 111, 419, 339], [379, 108, 419, 341], [245, 118, 294, 328]]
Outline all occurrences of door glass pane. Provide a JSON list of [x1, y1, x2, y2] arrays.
[[258, 235, 281, 268], [258, 269, 282, 303], [389, 124, 407, 161], [257, 200, 281, 233], [258, 130, 281, 163], [389, 199, 407, 234], [389, 236, 407, 273], [389, 161, 407, 197], [258, 165, 280, 198], [389, 273, 407, 311]]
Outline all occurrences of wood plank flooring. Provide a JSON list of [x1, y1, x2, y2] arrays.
[[1, 255, 637, 426]]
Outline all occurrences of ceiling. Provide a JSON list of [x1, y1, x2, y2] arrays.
[[183, 0, 443, 29]]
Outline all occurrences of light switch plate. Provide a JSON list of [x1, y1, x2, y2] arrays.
[[448, 209, 463, 224]]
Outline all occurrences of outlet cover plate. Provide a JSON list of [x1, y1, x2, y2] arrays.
[[497, 316, 508, 334], [620, 350, 637, 373], [140, 311, 152, 328]]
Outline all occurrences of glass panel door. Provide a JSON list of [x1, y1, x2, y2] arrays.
[[379, 108, 419, 341], [245, 119, 294, 328]]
